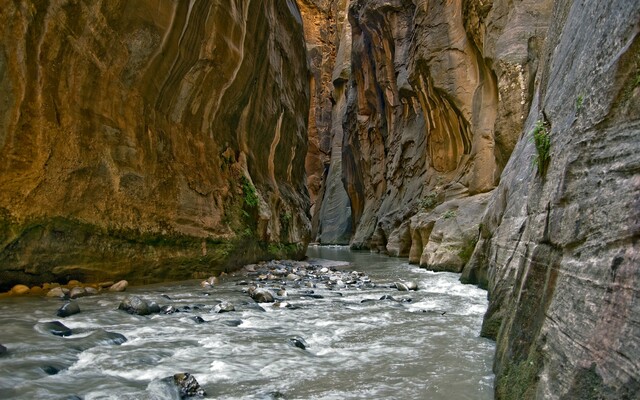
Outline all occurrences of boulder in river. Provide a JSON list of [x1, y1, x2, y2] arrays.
[[0, 343, 6, 355], [109, 280, 128, 292], [213, 301, 235, 313], [249, 287, 274, 303], [118, 296, 152, 316], [57, 302, 81, 318], [43, 321, 73, 337]]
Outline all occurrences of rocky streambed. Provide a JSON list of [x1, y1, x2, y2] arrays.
[[0, 247, 494, 399]]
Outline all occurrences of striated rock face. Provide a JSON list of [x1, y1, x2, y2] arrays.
[[330, 0, 551, 266], [462, 0, 640, 398], [0, 1, 310, 291], [299, 0, 353, 244]]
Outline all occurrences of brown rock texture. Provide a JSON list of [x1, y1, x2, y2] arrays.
[[0, 1, 310, 291], [462, 0, 640, 398]]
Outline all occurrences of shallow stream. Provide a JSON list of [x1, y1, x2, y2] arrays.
[[0, 246, 494, 399]]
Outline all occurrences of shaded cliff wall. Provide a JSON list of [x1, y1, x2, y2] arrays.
[[461, 0, 640, 398], [299, 0, 353, 244], [0, 0, 311, 290], [334, 0, 552, 274]]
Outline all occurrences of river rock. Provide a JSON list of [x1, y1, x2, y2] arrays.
[[43, 321, 73, 337], [85, 287, 99, 295], [395, 281, 418, 291], [173, 373, 206, 398], [221, 319, 243, 327], [10, 284, 30, 295], [98, 281, 114, 288], [42, 365, 60, 375], [109, 280, 128, 292], [118, 296, 151, 316], [249, 288, 274, 303], [213, 301, 235, 313], [160, 305, 176, 314], [192, 316, 205, 324], [46, 287, 69, 298], [57, 302, 81, 318], [69, 287, 87, 299], [30, 286, 44, 295], [288, 337, 307, 350], [0, 344, 6, 355], [67, 280, 82, 287]]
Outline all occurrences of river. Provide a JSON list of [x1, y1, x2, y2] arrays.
[[0, 246, 494, 399]]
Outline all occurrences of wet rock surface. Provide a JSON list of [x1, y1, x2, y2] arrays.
[[42, 321, 73, 337], [57, 302, 81, 318]]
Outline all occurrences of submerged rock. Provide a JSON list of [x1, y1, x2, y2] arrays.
[[221, 319, 242, 327], [0, 344, 6, 355], [43, 321, 72, 337], [57, 302, 81, 318], [42, 365, 60, 375]]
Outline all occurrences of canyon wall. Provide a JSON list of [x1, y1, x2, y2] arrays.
[[308, 0, 639, 398], [463, 1, 640, 398], [0, 0, 311, 291], [300, 0, 354, 244]]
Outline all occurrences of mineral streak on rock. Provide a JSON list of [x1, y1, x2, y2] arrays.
[[0, 1, 311, 291]]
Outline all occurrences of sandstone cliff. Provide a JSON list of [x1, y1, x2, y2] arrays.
[[317, 0, 551, 273], [0, 0, 310, 291], [307, 0, 640, 398], [462, 1, 640, 398], [299, 0, 354, 244]]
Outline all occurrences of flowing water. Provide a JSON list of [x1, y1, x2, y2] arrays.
[[0, 246, 494, 399]]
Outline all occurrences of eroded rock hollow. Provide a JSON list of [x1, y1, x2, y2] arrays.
[[0, 1, 311, 290]]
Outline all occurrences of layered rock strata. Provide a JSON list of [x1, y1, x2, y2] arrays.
[[0, 1, 310, 291], [462, 1, 640, 398]]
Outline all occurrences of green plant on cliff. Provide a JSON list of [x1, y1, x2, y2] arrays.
[[442, 210, 457, 220], [576, 94, 584, 112], [241, 177, 259, 208], [419, 192, 439, 210], [531, 120, 551, 175]]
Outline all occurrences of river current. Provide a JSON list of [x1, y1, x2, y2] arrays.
[[0, 246, 494, 399]]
